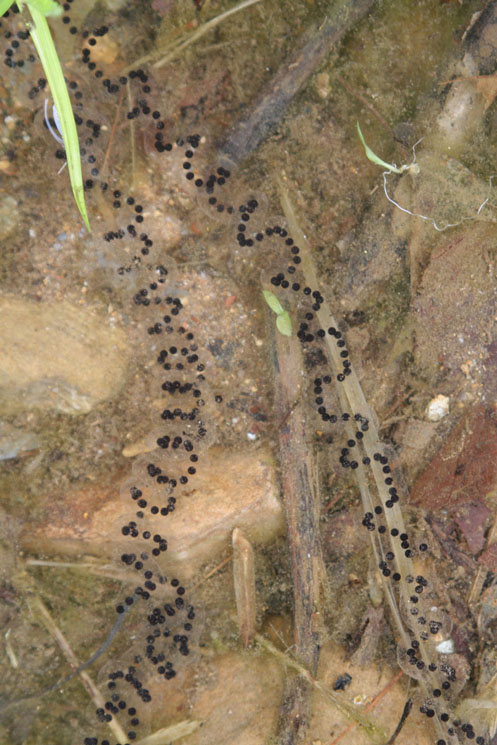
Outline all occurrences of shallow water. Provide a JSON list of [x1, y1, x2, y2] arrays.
[[1, 1, 496, 745]]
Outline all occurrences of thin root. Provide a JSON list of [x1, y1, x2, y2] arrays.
[[382, 171, 496, 232]]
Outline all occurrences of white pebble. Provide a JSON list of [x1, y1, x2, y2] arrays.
[[425, 394, 450, 422], [436, 638, 455, 654]]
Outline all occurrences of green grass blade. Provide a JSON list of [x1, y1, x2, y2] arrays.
[[23, 1, 90, 230], [0, 0, 16, 16], [356, 121, 402, 175], [25, 0, 61, 16]]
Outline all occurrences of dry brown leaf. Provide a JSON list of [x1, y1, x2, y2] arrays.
[[476, 74, 497, 110]]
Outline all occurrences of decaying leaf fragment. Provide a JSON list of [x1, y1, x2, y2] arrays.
[[232, 527, 256, 647]]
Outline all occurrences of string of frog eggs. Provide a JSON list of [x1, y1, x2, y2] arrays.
[[0, 5, 486, 745], [2, 8, 214, 745]]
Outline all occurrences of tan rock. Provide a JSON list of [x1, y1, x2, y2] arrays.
[[0, 296, 129, 414], [184, 652, 284, 745], [157, 448, 282, 576], [22, 448, 283, 578]]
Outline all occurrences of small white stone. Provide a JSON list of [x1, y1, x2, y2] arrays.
[[426, 394, 450, 422], [436, 638, 455, 654]]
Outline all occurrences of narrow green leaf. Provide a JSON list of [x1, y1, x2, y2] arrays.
[[22, 1, 90, 230], [0, 0, 16, 16], [26, 0, 62, 16], [276, 311, 292, 337], [356, 121, 402, 175], [263, 290, 284, 316]]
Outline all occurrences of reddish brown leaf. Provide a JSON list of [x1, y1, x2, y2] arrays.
[[410, 406, 497, 512], [454, 499, 490, 554]]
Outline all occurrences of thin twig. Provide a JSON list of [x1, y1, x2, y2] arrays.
[[101, 85, 126, 176], [136, 719, 202, 745], [125, 0, 263, 72], [190, 554, 232, 591], [26, 557, 143, 583], [28, 594, 128, 744]]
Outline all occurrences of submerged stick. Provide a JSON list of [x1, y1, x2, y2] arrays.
[[267, 305, 326, 743], [218, 0, 376, 168], [276, 177, 457, 744]]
